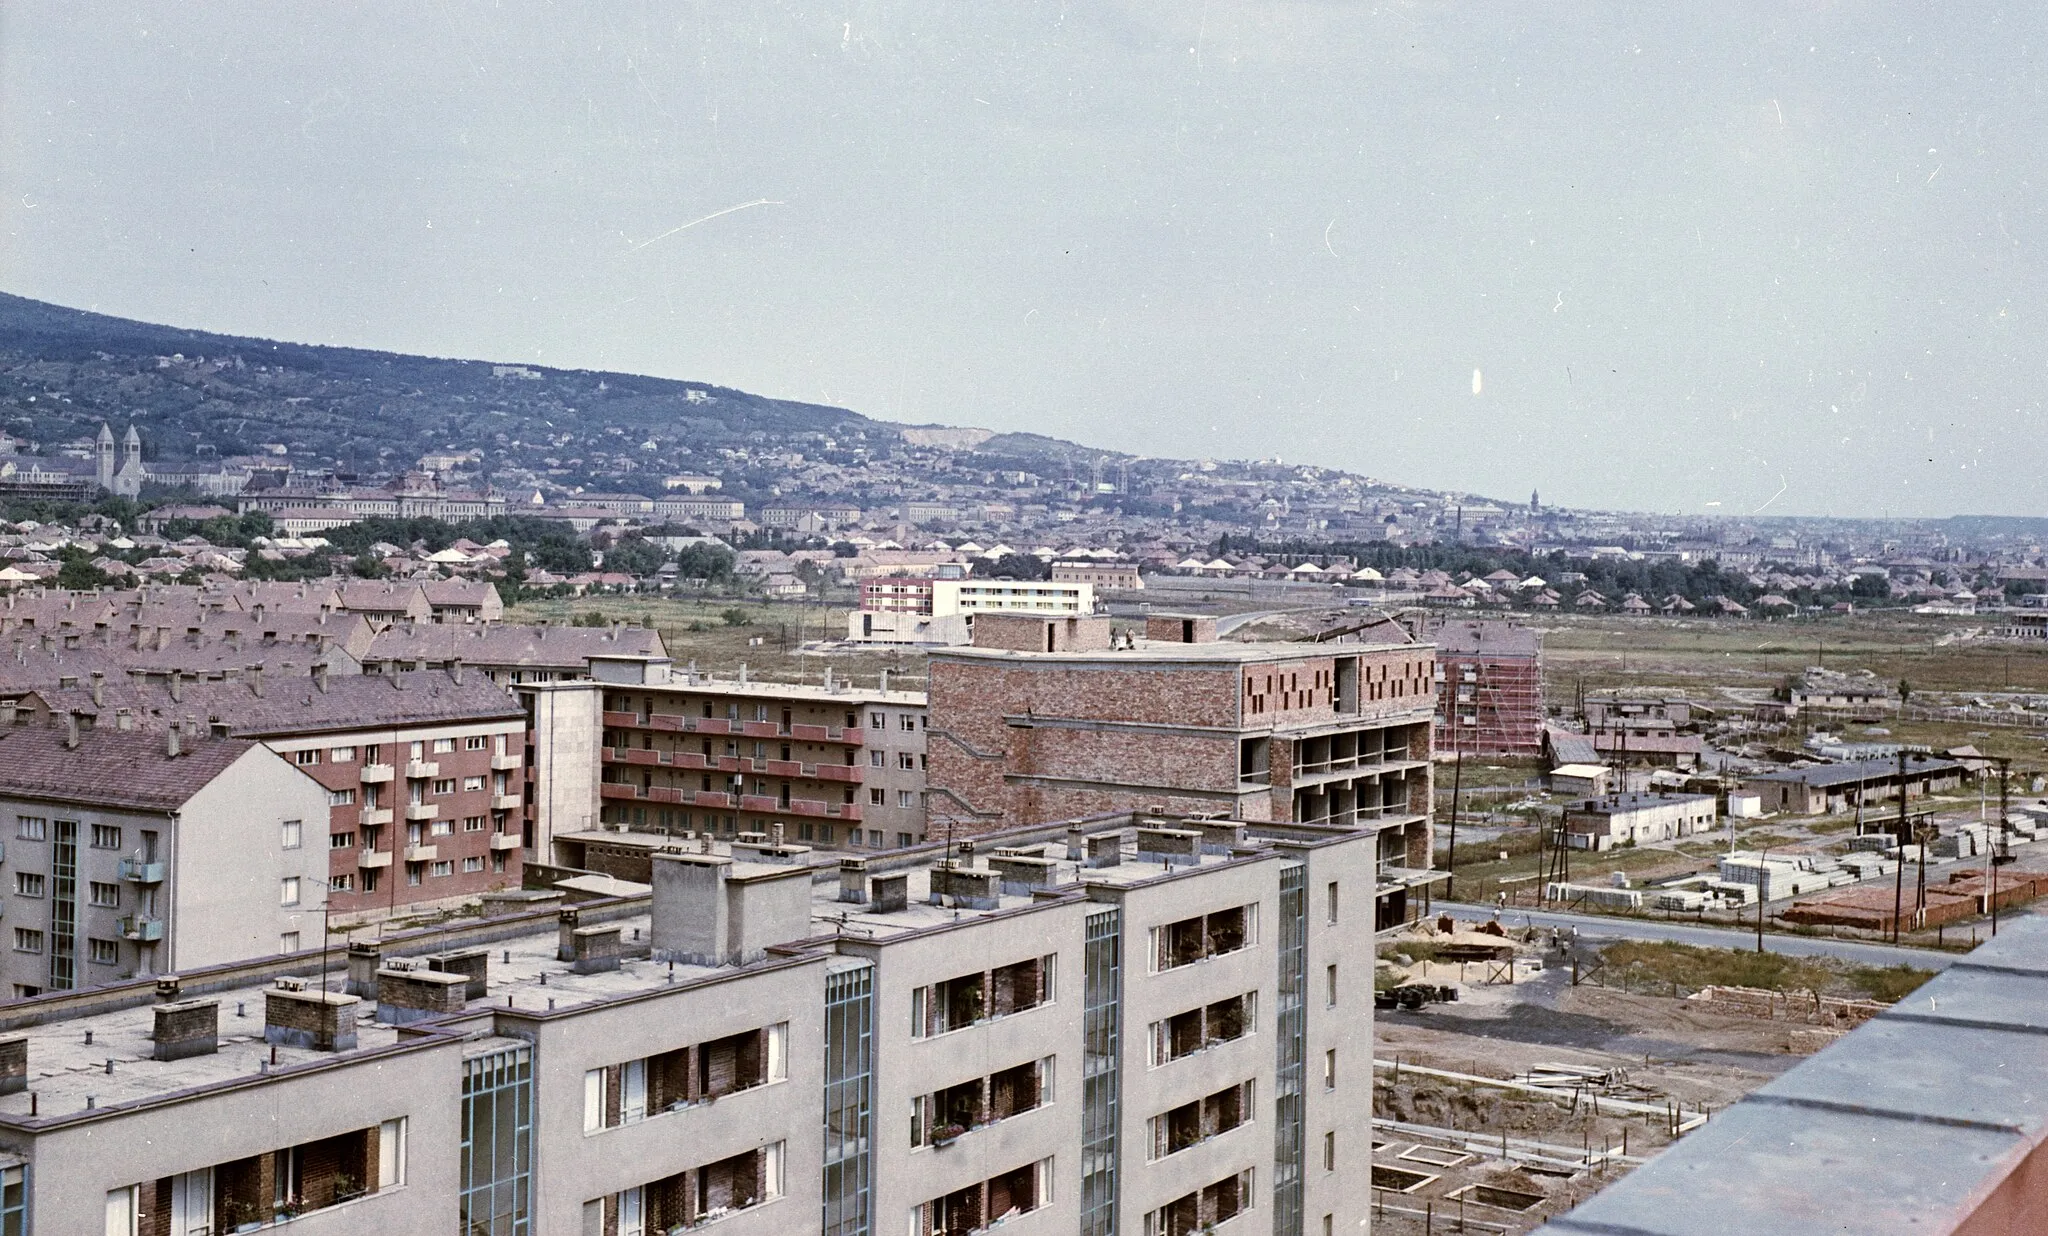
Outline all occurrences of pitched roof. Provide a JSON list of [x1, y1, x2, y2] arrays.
[[363, 621, 667, 671], [33, 668, 524, 738], [0, 725, 262, 812]]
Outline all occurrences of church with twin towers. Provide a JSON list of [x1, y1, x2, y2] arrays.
[[95, 421, 149, 496]]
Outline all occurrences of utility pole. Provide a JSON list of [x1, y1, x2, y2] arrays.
[[1993, 757, 2011, 936], [1891, 749, 1908, 945]]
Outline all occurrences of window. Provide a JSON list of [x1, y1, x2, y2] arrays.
[[433, 737, 455, 754], [331, 873, 355, 892], [409, 741, 425, 759], [464, 855, 485, 873], [1149, 992, 1257, 1066], [433, 778, 456, 796], [898, 790, 917, 809], [463, 775, 486, 792], [912, 958, 1053, 1037], [406, 866, 423, 887], [379, 1117, 408, 1187], [280, 931, 301, 953], [12, 930, 42, 954], [88, 881, 119, 908], [1324, 1049, 1337, 1090], [901, 714, 917, 731], [281, 820, 303, 849], [1327, 880, 1339, 924], [868, 830, 883, 847], [88, 938, 118, 966], [295, 749, 321, 766], [89, 824, 121, 849], [466, 735, 488, 751], [869, 711, 884, 729], [1324, 1130, 1336, 1171], [331, 831, 356, 849], [330, 746, 356, 762], [898, 752, 916, 770], [328, 787, 357, 806], [1145, 1168, 1253, 1236], [1151, 904, 1258, 971], [13, 874, 43, 898], [1327, 964, 1338, 1007], [431, 860, 453, 877], [431, 819, 454, 836], [869, 788, 886, 806], [280, 876, 301, 906], [1147, 1080, 1254, 1159], [869, 750, 885, 768], [15, 818, 44, 842], [898, 832, 914, 847], [464, 816, 485, 832]]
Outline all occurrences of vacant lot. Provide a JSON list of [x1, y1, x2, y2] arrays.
[[507, 596, 929, 686]]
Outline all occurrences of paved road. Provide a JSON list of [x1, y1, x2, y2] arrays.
[[1431, 901, 1973, 971]]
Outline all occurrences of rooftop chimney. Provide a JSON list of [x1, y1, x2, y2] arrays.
[[168, 671, 182, 703], [166, 727, 181, 759], [451, 659, 464, 686], [838, 857, 869, 903], [313, 662, 329, 693], [263, 983, 360, 1052], [152, 999, 220, 1060], [869, 871, 909, 913], [63, 711, 79, 750], [248, 665, 264, 697], [89, 671, 104, 707], [651, 853, 812, 966]]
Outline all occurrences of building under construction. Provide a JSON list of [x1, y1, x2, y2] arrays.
[[1427, 618, 1544, 758]]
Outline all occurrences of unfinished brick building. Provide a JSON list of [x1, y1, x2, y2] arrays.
[[1426, 618, 1544, 758], [927, 613, 1441, 927]]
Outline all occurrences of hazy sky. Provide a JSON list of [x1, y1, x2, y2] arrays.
[[6, 3, 2046, 517]]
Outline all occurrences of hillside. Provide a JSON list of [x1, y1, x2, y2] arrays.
[[0, 292, 953, 488]]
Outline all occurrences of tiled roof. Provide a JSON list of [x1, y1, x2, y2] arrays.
[[32, 668, 523, 737], [0, 725, 260, 811], [364, 621, 666, 670]]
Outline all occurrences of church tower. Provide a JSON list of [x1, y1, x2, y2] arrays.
[[123, 426, 142, 471], [95, 423, 115, 490]]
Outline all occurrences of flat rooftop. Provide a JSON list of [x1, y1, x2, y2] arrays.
[[1568, 791, 1718, 814], [0, 817, 1323, 1121], [615, 673, 926, 707], [932, 636, 1425, 664]]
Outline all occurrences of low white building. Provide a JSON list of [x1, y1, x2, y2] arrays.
[[1563, 791, 1718, 851]]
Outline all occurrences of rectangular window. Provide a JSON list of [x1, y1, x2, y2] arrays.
[[1150, 903, 1258, 971], [281, 820, 303, 849], [379, 1117, 408, 1188], [433, 737, 456, 754], [869, 750, 885, 768], [869, 788, 886, 806], [431, 819, 454, 837], [12, 930, 41, 954], [1324, 1048, 1337, 1090], [88, 881, 120, 908], [330, 746, 356, 763], [464, 855, 485, 873], [90, 824, 121, 849], [1327, 881, 1339, 924], [280, 931, 301, 954], [462, 775, 485, 792], [1146, 1079, 1254, 1159], [295, 749, 321, 766], [901, 715, 917, 731], [433, 779, 456, 796], [466, 735, 488, 751], [869, 712, 884, 729], [329, 788, 357, 806], [898, 752, 916, 770], [1324, 1130, 1336, 1171], [280, 876, 301, 906], [1327, 964, 1338, 1007], [331, 873, 355, 892], [1148, 992, 1257, 1066], [13, 874, 43, 898], [15, 818, 43, 842], [88, 938, 118, 965], [331, 831, 356, 849], [897, 790, 915, 809], [465, 816, 486, 832], [431, 861, 453, 877]]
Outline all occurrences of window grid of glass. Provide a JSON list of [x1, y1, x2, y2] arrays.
[[1273, 865, 1307, 1236], [823, 964, 874, 1236], [460, 1045, 533, 1236], [1081, 907, 1123, 1236]]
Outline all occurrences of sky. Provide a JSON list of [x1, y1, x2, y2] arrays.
[[5, 2, 2046, 518]]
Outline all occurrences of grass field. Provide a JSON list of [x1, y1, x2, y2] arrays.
[[1596, 939, 1934, 1002]]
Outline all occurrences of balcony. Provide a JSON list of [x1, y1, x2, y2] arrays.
[[403, 844, 438, 863], [359, 807, 393, 827], [359, 763, 395, 784], [404, 803, 439, 821], [117, 857, 166, 884], [491, 793, 521, 812], [489, 833, 521, 851], [599, 782, 637, 801], [490, 753, 522, 771], [404, 760, 439, 780], [358, 848, 393, 869], [118, 915, 165, 942]]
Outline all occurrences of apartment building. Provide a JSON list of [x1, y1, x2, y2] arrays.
[[360, 620, 668, 686], [927, 613, 1440, 927], [848, 575, 1096, 646], [25, 669, 533, 924], [526, 660, 928, 863], [0, 722, 330, 997], [1426, 619, 1542, 759], [15, 809, 1372, 1236]]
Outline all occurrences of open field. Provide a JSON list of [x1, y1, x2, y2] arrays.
[[1534, 611, 2048, 699], [506, 596, 931, 686]]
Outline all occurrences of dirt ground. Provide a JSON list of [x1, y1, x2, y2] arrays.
[[1368, 951, 1797, 1233]]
